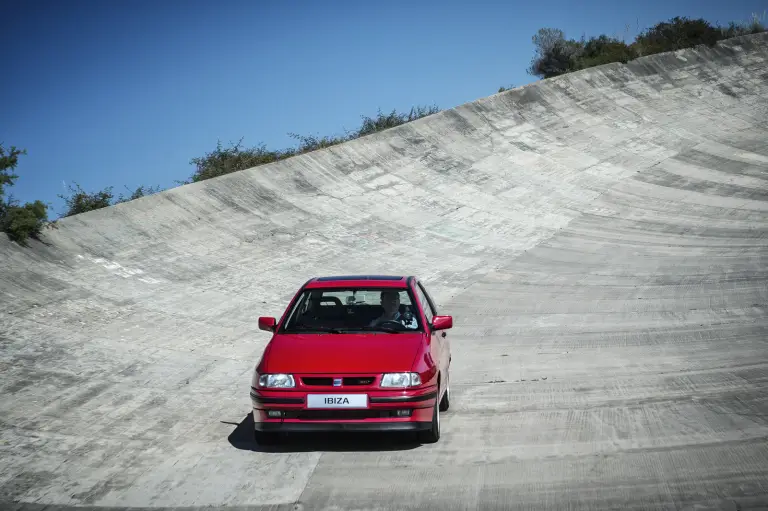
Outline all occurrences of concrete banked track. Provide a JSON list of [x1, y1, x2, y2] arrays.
[[2, 33, 768, 510]]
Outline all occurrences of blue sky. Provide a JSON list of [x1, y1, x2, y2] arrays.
[[3, 0, 766, 217]]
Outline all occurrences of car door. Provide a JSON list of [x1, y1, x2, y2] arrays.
[[419, 281, 449, 378], [414, 281, 446, 387]]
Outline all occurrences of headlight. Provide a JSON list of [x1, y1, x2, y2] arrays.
[[380, 372, 421, 388], [258, 373, 296, 388]]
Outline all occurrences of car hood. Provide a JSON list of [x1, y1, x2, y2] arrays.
[[261, 332, 425, 374]]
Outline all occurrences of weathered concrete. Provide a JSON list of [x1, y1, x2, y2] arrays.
[[1, 33, 767, 510]]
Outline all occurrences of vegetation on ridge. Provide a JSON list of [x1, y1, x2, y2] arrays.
[[183, 105, 440, 184], [0, 145, 50, 245], [528, 13, 766, 79], [0, 106, 440, 240], [2, 11, 765, 245]]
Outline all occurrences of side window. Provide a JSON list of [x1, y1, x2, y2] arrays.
[[414, 283, 435, 324], [282, 292, 310, 330]]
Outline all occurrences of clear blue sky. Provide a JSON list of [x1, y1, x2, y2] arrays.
[[3, 0, 765, 217]]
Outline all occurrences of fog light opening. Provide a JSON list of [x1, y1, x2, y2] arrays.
[[395, 409, 411, 417], [267, 410, 283, 418]]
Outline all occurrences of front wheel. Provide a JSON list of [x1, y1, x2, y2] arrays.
[[418, 396, 441, 443]]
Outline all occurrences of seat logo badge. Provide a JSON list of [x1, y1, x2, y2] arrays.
[[333, 378, 342, 387]]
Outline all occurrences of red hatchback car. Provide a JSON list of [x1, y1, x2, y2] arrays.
[[251, 275, 452, 444]]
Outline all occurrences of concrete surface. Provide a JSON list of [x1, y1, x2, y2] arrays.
[[1, 32, 767, 510]]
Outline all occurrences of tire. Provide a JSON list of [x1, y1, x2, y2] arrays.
[[254, 430, 280, 445], [439, 377, 450, 412], [418, 395, 441, 443]]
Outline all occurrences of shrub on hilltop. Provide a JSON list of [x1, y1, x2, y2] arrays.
[[184, 105, 439, 184], [0, 144, 51, 245], [57, 182, 163, 217], [576, 35, 637, 68], [631, 16, 723, 55], [528, 14, 767, 79]]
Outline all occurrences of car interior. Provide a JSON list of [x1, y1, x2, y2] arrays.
[[284, 292, 420, 331]]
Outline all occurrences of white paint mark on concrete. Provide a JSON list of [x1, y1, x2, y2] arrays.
[[78, 254, 166, 283]]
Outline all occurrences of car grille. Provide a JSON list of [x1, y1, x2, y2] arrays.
[[301, 376, 375, 386]]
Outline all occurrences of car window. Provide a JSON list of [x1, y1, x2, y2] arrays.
[[415, 283, 435, 323], [281, 288, 421, 333]]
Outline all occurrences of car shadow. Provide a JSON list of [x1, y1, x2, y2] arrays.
[[225, 412, 423, 453]]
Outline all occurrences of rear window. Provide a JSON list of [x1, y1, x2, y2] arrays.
[[280, 287, 422, 333]]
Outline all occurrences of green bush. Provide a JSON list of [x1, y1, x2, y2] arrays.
[[528, 13, 766, 79], [0, 200, 48, 244], [186, 139, 287, 184], [186, 105, 440, 184], [115, 184, 164, 204], [56, 182, 163, 217], [527, 28, 580, 78], [574, 35, 636, 69], [355, 106, 439, 137], [287, 133, 346, 154], [0, 144, 51, 245], [58, 183, 114, 217], [0, 144, 25, 198], [633, 16, 722, 56]]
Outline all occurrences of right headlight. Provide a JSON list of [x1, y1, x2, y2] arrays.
[[380, 372, 421, 388], [257, 373, 296, 388]]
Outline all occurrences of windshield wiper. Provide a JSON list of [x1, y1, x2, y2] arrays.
[[359, 325, 403, 334], [290, 325, 343, 334]]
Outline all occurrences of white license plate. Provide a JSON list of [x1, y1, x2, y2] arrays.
[[307, 394, 368, 409]]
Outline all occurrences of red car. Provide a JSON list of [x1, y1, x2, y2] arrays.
[[251, 275, 453, 444]]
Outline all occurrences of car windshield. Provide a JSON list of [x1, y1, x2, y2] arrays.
[[280, 287, 422, 333]]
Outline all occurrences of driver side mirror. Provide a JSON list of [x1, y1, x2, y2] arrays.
[[431, 315, 453, 331], [258, 317, 276, 332]]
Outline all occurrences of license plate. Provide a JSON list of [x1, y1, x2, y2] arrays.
[[307, 394, 368, 409]]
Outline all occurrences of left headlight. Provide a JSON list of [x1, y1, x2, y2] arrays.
[[381, 372, 421, 388], [258, 373, 296, 388]]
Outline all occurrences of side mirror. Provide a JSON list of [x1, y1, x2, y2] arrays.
[[258, 317, 276, 332], [431, 315, 453, 331]]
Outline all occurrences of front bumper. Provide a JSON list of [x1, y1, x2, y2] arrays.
[[255, 420, 432, 432], [250, 386, 437, 432]]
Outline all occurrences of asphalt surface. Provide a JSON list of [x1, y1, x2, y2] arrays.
[[1, 33, 767, 510]]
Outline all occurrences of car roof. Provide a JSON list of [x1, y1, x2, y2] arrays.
[[304, 275, 413, 289]]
